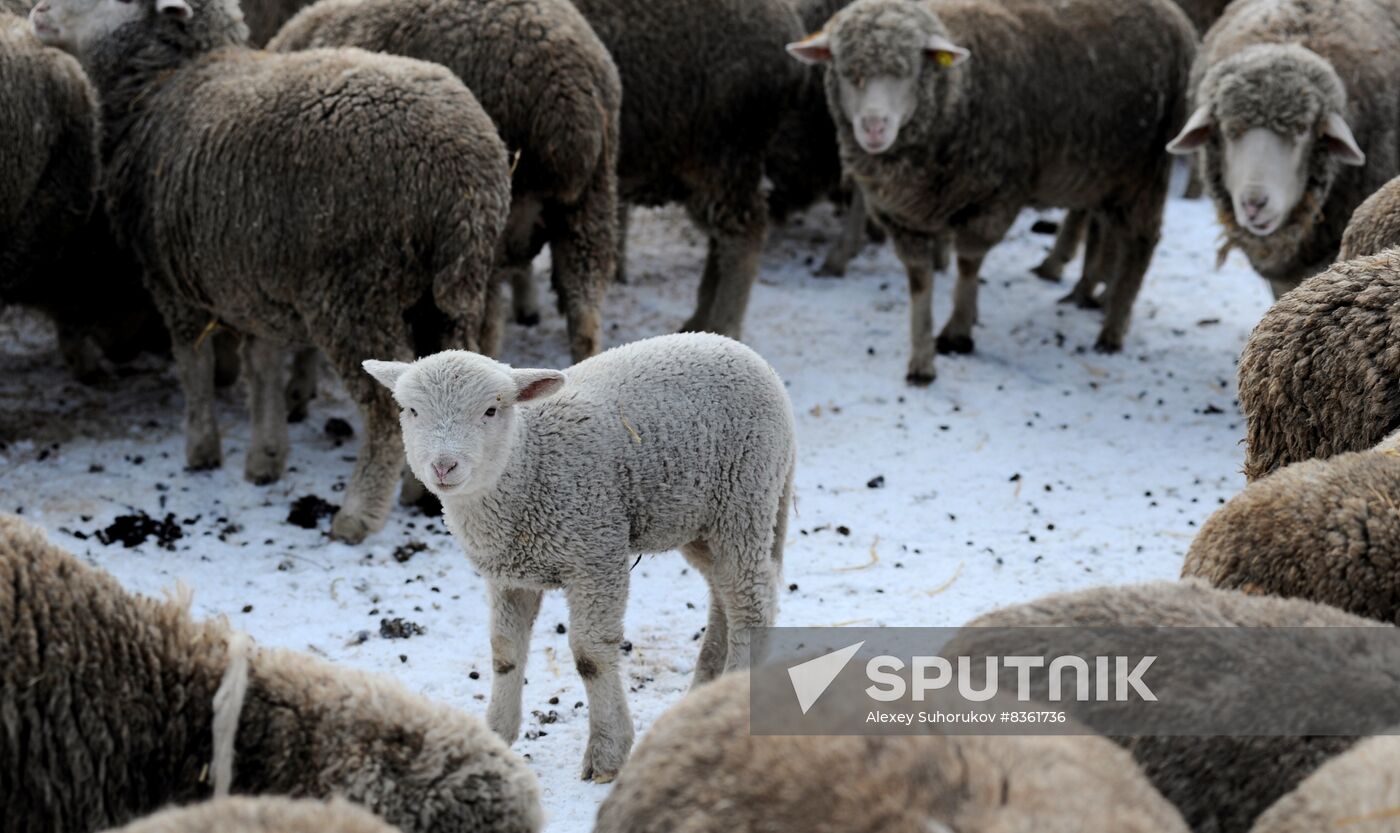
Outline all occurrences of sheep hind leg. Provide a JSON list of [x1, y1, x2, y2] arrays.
[[285, 347, 318, 424], [681, 541, 729, 688], [547, 167, 613, 362], [1033, 209, 1088, 283], [709, 535, 779, 675], [680, 173, 767, 338], [941, 210, 1017, 355], [157, 297, 223, 471], [1095, 220, 1157, 354], [889, 228, 938, 386], [1060, 214, 1108, 309], [486, 583, 543, 744], [240, 334, 290, 485], [566, 573, 634, 782], [817, 187, 870, 278]]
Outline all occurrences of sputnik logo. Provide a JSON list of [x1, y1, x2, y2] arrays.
[[787, 641, 864, 714]]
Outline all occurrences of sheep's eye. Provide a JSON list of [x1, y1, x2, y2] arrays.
[[484, 407, 497, 418], [407, 408, 417, 418]]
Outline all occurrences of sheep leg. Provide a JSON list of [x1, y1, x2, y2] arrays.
[[485, 583, 543, 744], [1095, 222, 1157, 354], [710, 538, 778, 675], [480, 275, 506, 357], [55, 325, 106, 384], [398, 466, 428, 506], [932, 230, 952, 273], [1061, 214, 1108, 309], [613, 202, 631, 285], [285, 347, 319, 424], [548, 165, 614, 362], [680, 173, 767, 338], [240, 335, 290, 485], [501, 196, 544, 328], [681, 541, 729, 687], [817, 187, 870, 278], [566, 576, 634, 782], [1033, 209, 1089, 283], [506, 264, 540, 327], [890, 228, 939, 386], [156, 296, 224, 471], [937, 254, 982, 355]]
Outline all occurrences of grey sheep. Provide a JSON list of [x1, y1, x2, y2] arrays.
[[30, 0, 511, 543], [1184, 430, 1400, 622], [1248, 733, 1400, 833], [568, 0, 807, 338], [1166, 0, 1400, 298], [268, 0, 621, 364], [364, 332, 797, 783], [0, 513, 543, 833], [1339, 173, 1400, 260], [102, 798, 401, 833], [961, 579, 1400, 833], [1237, 249, 1400, 481], [594, 669, 1191, 833], [789, 0, 1195, 384]]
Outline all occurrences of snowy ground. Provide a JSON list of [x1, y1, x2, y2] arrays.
[[0, 190, 1272, 830]]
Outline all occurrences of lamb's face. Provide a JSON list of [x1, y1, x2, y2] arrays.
[[786, 1, 968, 155], [364, 353, 565, 498], [30, 0, 189, 56]]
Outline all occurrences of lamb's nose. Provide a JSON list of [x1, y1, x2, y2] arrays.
[[431, 459, 458, 481], [1243, 193, 1269, 220]]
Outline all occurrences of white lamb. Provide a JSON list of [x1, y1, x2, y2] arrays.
[[363, 333, 797, 783]]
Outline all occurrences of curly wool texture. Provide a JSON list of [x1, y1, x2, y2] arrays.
[[1185, 438, 1400, 622], [594, 670, 1189, 833], [1192, 0, 1400, 286], [269, 0, 620, 360], [1238, 250, 1400, 481], [964, 580, 1394, 833], [1249, 733, 1400, 833], [0, 515, 543, 833], [102, 797, 401, 833], [1340, 174, 1400, 259]]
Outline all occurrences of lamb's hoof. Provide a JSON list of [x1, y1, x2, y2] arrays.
[[244, 448, 287, 486], [814, 260, 847, 278], [935, 333, 975, 355], [514, 310, 541, 327], [580, 739, 628, 784], [329, 511, 372, 544], [1031, 263, 1062, 283], [905, 370, 936, 387], [1093, 335, 1123, 354]]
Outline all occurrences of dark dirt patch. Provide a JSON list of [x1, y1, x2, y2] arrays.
[[392, 540, 428, 564], [95, 511, 183, 550], [379, 618, 426, 639], [287, 495, 338, 529]]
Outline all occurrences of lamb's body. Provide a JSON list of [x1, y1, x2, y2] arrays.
[[369, 333, 796, 782], [102, 797, 400, 833], [595, 670, 1190, 833], [59, 0, 510, 543], [1185, 431, 1400, 622], [1248, 733, 1400, 833], [269, 0, 620, 362], [1340, 174, 1400, 260], [810, 0, 1194, 383], [962, 580, 1397, 833], [1238, 250, 1400, 481], [0, 514, 542, 833], [1188, 0, 1400, 295]]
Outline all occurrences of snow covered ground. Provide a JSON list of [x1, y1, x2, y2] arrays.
[[0, 190, 1272, 830]]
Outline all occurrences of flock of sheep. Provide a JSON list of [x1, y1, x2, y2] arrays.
[[11, 0, 1400, 828]]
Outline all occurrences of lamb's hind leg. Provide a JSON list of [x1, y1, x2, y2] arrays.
[[681, 541, 729, 688], [710, 530, 780, 674], [566, 572, 634, 782], [486, 583, 543, 744], [241, 334, 290, 485]]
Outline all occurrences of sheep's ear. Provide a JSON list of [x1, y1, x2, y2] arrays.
[[1323, 112, 1366, 166], [362, 359, 410, 391], [512, 369, 566, 403], [925, 34, 969, 68], [787, 31, 832, 64], [1167, 106, 1213, 154], [154, 0, 193, 20]]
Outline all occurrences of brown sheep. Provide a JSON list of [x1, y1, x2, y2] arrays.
[[1339, 173, 1400, 260]]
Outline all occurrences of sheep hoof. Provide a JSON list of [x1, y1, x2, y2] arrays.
[[286, 404, 309, 424], [935, 334, 974, 355], [1031, 262, 1062, 283], [1093, 336, 1123, 354], [244, 448, 287, 485], [185, 441, 222, 472], [905, 370, 936, 387], [515, 310, 541, 327], [329, 511, 372, 544]]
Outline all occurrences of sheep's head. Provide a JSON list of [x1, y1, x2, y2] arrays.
[[364, 352, 565, 499], [1168, 44, 1364, 239], [787, 0, 968, 155], [29, 0, 189, 56]]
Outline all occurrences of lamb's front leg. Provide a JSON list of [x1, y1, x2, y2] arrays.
[[566, 575, 633, 783], [486, 583, 543, 744]]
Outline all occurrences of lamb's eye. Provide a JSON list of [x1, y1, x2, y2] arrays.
[[484, 407, 497, 418], [407, 408, 417, 418]]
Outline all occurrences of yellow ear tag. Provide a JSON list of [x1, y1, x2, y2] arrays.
[[935, 51, 956, 68]]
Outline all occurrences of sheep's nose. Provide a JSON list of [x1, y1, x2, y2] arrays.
[[431, 459, 458, 481], [1242, 193, 1269, 220], [860, 115, 888, 137]]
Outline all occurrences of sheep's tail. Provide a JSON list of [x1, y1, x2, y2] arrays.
[[211, 632, 253, 798]]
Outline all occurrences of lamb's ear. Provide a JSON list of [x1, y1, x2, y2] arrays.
[[511, 369, 566, 403], [1167, 106, 1213, 154], [787, 31, 832, 64], [154, 0, 193, 20], [925, 34, 969, 68], [1323, 112, 1366, 166], [362, 359, 410, 392]]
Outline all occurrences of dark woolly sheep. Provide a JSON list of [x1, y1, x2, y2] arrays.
[[30, 0, 511, 543], [1237, 250, 1400, 481], [102, 797, 401, 833], [0, 514, 543, 833], [269, 0, 620, 363], [960, 580, 1400, 833], [594, 670, 1190, 833], [1339, 174, 1400, 260], [568, 0, 807, 338], [1185, 431, 1400, 623], [790, 0, 1196, 383], [1167, 0, 1400, 298]]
